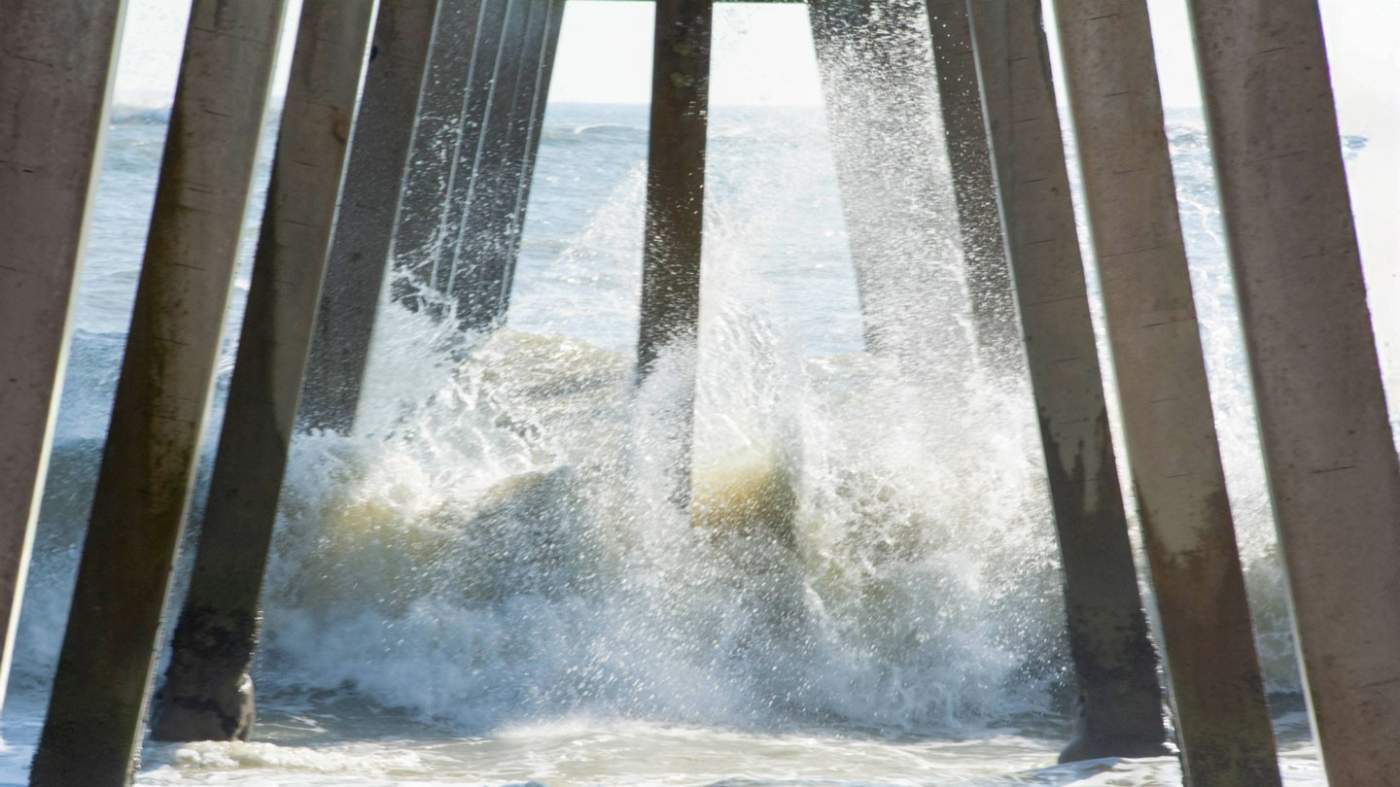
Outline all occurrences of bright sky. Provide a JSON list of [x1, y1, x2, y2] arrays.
[[110, 0, 1398, 270], [113, 0, 1399, 124], [101, 0, 1400, 375]]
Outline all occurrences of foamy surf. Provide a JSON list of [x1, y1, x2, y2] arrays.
[[130, 717, 1325, 785], [8, 88, 1393, 782]]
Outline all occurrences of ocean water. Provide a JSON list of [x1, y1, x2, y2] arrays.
[[0, 90, 1390, 785]]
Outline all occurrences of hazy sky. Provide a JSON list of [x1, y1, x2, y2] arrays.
[[98, 0, 1400, 348], [109, 0, 1398, 265], [112, 0, 1398, 129]]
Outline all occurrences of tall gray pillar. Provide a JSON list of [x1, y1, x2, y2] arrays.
[[496, 0, 566, 317], [1052, 3, 1279, 782], [925, 0, 1018, 370], [29, 2, 289, 784], [1187, 1, 1400, 782], [391, 0, 489, 314], [0, 0, 127, 717], [446, 0, 546, 333], [966, 0, 1167, 762], [637, 0, 712, 510], [807, 0, 973, 370], [148, 0, 376, 743], [434, 0, 514, 296], [300, 0, 443, 434]]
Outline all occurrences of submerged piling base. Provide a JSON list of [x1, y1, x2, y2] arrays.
[[1059, 733, 1173, 764], [152, 609, 257, 740]]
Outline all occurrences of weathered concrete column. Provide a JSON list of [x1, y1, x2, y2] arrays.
[[496, 0, 566, 316], [29, 2, 288, 784], [391, 0, 488, 314], [924, 0, 1018, 370], [637, 0, 712, 510], [0, 0, 127, 717], [148, 0, 376, 743], [807, 0, 974, 371], [966, 0, 1167, 762], [434, 0, 514, 295], [1051, 3, 1279, 782], [447, 0, 547, 333], [1187, 1, 1400, 782], [300, 0, 443, 434]]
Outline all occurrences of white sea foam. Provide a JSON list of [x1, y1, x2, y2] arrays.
[[5, 25, 1395, 780]]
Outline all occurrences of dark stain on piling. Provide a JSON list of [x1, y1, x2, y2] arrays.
[[152, 606, 258, 741], [1138, 487, 1281, 786], [1040, 408, 1167, 760]]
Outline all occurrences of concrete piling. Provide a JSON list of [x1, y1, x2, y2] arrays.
[[1051, 2, 1280, 781], [15, 0, 1395, 778], [300, 0, 443, 434], [637, 0, 712, 509], [434, 0, 514, 297], [494, 0, 567, 319], [924, 0, 1018, 370], [392, 0, 489, 315], [1187, 1, 1400, 782], [447, 0, 549, 333], [28, 1, 289, 783], [148, 0, 377, 743], [806, 0, 973, 367], [965, 0, 1167, 762], [0, 0, 128, 717]]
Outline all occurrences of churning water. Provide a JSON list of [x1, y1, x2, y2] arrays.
[[0, 88, 1390, 785]]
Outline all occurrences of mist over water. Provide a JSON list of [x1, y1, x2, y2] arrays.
[[3, 90, 1385, 783]]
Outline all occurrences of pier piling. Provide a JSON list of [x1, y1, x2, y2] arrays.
[[435, 0, 515, 299], [148, 0, 377, 743], [0, 0, 128, 717], [29, 1, 289, 783], [806, 0, 972, 367], [448, 0, 553, 333], [495, 0, 567, 319], [10, 0, 1398, 780], [392, 0, 490, 315], [1188, 1, 1400, 782], [637, 0, 713, 510], [1051, 2, 1281, 782], [966, 0, 1168, 762], [300, 0, 443, 433], [924, 0, 1018, 370]]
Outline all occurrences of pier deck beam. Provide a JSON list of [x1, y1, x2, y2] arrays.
[[965, 0, 1167, 762], [447, 0, 555, 333], [0, 0, 127, 717], [29, 1, 289, 783], [638, 0, 712, 509], [1051, 2, 1280, 782], [1187, 1, 1400, 782], [148, 0, 377, 743], [300, 0, 443, 434]]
